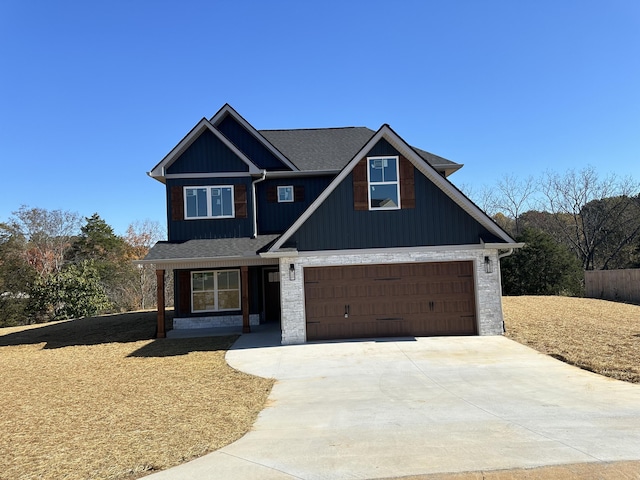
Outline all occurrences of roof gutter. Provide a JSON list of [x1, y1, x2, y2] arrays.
[[146, 171, 167, 184], [134, 253, 267, 265], [261, 169, 340, 178], [252, 170, 267, 238]]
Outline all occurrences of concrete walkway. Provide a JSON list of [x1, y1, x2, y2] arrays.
[[147, 330, 640, 479]]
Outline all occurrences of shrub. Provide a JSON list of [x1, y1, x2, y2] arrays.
[[502, 228, 584, 296]]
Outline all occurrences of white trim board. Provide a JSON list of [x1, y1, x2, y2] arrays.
[[137, 257, 278, 270], [165, 172, 252, 180], [260, 242, 513, 259]]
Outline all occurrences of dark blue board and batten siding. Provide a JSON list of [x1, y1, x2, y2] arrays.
[[257, 177, 334, 234], [367, 137, 401, 158], [166, 129, 251, 174], [288, 165, 504, 251], [166, 177, 254, 242], [216, 115, 291, 171]]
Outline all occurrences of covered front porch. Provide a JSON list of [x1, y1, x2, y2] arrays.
[[138, 236, 282, 340]]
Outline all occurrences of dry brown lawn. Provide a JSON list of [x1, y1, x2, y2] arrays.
[[0, 312, 274, 480], [2, 297, 639, 480], [503, 296, 640, 383]]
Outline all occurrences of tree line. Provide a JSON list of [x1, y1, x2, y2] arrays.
[[1, 166, 638, 327], [464, 166, 640, 296], [0, 207, 170, 327]]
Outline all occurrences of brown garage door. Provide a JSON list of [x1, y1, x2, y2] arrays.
[[304, 261, 477, 341]]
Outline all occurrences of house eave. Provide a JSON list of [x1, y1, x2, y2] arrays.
[[483, 242, 525, 249], [259, 249, 299, 259], [260, 169, 340, 178], [262, 243, 518, 259], [147, 171, 166, 184], [437, 163, 464, 177], [164, 172, 253, 180], [135, 254, 278, 269], [155, 169, 340, 183]]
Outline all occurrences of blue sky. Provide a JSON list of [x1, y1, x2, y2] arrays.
[[1, 1, 638, 236]]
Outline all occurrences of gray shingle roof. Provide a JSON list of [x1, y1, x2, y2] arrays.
[[412, 147, 461, 172], [260, 127, 375, 171], [259, 127, 461, 173], [143, 235, 280, 261]]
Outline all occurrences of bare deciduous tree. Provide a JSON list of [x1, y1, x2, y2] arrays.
[[124, 220, 168, 310], [494, 174, 536, 236], [537, 167, 640, 270], [459, 183, 499, 217]]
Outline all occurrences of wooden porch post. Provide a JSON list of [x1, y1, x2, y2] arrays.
[[156, 269, 166, 338], [241, 265, 250, 333]]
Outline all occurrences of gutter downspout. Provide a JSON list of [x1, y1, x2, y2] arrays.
[[498, 248, 514, 260], [497, 248, 516, 290], [251, 170, 267, 238], [497, 248, 515, 333]]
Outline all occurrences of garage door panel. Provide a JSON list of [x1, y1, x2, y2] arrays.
[[346, 284, 366, 297], [304, 262, 477, 341], [376, 319, 407, 337]]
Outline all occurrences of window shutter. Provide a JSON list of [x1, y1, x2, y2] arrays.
[[234, 184, 247, 218], [266, 186, 277, 203], [352, 159, 368, 210], [177, 270, 191, 315], [294, 185, 305, 202], [399, 156, 415, 209], [171, 186, 184, 221]]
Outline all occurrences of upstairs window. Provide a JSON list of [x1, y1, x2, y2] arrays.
[[277, 185, 294, 203], [368, 156, 400, 210], [184, 185, 235, 219], [267, 185, 304, 203]]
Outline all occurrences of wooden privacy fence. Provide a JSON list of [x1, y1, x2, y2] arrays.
[[585, 269, 640, 304]]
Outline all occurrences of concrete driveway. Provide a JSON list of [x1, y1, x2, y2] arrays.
[[147, 329, 640, 479]]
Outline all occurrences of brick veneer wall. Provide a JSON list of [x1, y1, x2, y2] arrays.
[[173, 314, 260, 329]]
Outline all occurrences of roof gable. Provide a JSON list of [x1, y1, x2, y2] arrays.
[[268, 125, 516, 252], [216, 114, 292, 171], [210, 104, 298, 171], [284, 159, 505, 250], [166, 128, 251, 175], [150, 104, 462, 181], [149, 118, 260, 182]]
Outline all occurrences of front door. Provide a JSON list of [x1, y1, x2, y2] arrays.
[[263, 267, 281, 322]]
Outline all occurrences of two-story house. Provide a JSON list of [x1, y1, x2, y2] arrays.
[[141, 104, 521, 344]]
